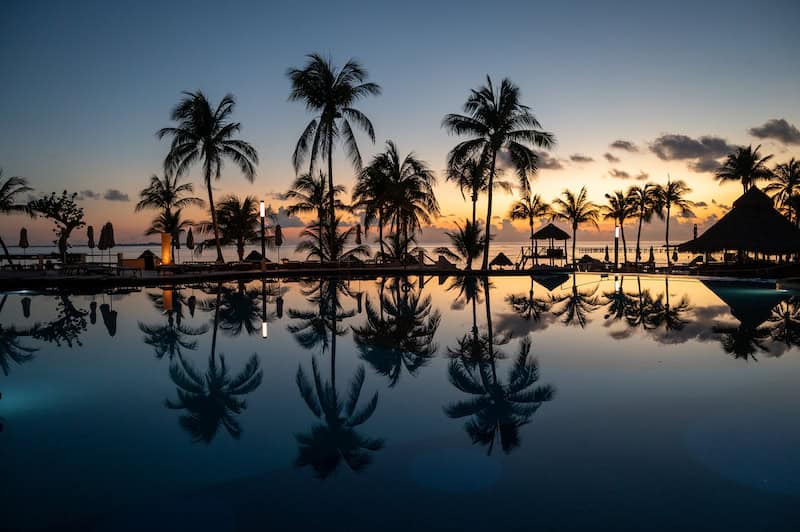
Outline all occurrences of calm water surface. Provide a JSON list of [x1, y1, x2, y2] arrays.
[[1, 274, 799, 531]]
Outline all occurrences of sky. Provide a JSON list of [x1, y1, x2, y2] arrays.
[[1, 0, 799, 245]]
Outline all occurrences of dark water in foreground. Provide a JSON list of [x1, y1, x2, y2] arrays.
[[1, 274, 799, 531]]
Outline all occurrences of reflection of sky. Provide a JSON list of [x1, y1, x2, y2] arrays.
[[2, 274, 800, 529], [2, 0, 799, 244]]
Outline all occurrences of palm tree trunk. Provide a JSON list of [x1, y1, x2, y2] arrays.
[[621, 223, 628, 264], [484, 277, 495, 377], [529, 218, 534, 263], [378, 211, 385, 263], [317, 208, 324, 263], [665, 205, 671, 272], [471, 193, 478, 227], [572, 226, 577, 268], [328, 135, 335, 257], [481, 152, 498, 271], [205, 170, 224, 263], [211, 288, 221, 366], [635, 214, 643, 267], [0, 235, 13, 266]]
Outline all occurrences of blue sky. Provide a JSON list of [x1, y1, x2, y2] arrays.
[[1, 0, 799, 242]]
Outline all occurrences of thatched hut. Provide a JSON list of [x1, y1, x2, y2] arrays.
[[678, 187, 800, 256], [532, 223, 570, 265], [489, 252, 513, 269]]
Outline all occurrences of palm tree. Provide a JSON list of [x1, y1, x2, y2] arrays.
[[657, 179, 694, 271], [216, 282, 262, 336], [627, 184, 663, 267], [135, 173, 203, 217], [144, 208, 193, 260], [765, 297, 800, 349], [444, 336, 555, 455], [198, 195, 259, 262], [433, 219, 484, 270], [139, 290, 208, 360], [287, 54, 380, 241], [287, 171, 348, 262], [765, 158, 800, 225], [550, 273, 600, 328], [0, 325, 37, 376], [552, 186, 600, 267], [296, 216, 369, 263], [506, 277, 551, 322], [443, 76, 555, 270], [651, 277, 692, 333], [715, 144, 774, 194], [510, 193, 551, 261], [353, 165, 391, 262], [601, 190, 633, 264], [446, 157, 512, 228], [295, 359, 383, 478], [0, 170, 33, 265], [366, 141, 439, 262], [158, 91, 259, 263]]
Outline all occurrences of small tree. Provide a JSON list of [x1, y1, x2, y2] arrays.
[[29, 191, 86, 263]]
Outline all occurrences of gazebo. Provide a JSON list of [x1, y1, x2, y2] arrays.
[[531, 223, 571, 266], [678, 187, 800, 261]]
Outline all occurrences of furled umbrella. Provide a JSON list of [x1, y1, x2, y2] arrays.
[[90, 301, 97, 325], [18, 228, 29, 260], [105, 222, 115, 264], [274, 225, 283, 263], [672, 250, 678, 262], [100, 303, 117, 337], [87, 226, 95, 262], [185, 228, 194, 250], [355, 223, 362, 245], [172, 227, 181, 263], [97, 224, 108, 263], [21, 297, 31, 318], [648, 246, 655, 264], [603, 245, 609, 263]]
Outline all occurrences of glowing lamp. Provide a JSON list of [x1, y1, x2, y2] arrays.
[[259, 200, 266, 219], [261, 321, 268, 338]]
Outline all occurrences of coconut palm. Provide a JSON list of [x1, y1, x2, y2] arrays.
[[510, 193, 552, 261], [713, 324, 770, 361], [296, 216, 369, 263], [601, 277, 637, 325], [216, 282, 262, 337], [657, 179, 694, 271], [0, 325, 37, 376], [446, 157, 512, 228], [353, 165, 391, 261], [714, 144, 774, 194], [549, 273, 600, 328], [623, 277, 661, 331], [135, 173, 203, 217], [444, 336, 555, 455], [765, 158, 800, 224], [626, 184, 663, 266], [601, 190, 633, 264], [158, 91, 259, 263], [651, 277, 692, 332], [287, 54, 380, 241], [197, 195, 259, 262], [552, 186, 600, 267], [506, 277, 551, 322], [144, 208, 193, 260], [765, 297, 800, 349], [443, 76, 555, 270], [433, 219, 485, 270], [287, 172, 348, 262], [0, 170, 33, 265]]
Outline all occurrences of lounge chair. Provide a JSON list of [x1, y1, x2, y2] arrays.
[[436, 255, 458, 270]]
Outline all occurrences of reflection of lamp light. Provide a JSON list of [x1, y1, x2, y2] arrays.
[[614, 275, 620, 293], [261, 321, 268, 338], [613, 226, 620, 272], [259, 200, 266, 260], [615, 226, 620, 238]]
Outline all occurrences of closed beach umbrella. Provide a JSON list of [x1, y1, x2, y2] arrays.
[[187, 295, 196, 317], [97, 224, 108, 251], [90, 301, 97, 325], [274, 225, 283, 247], [355, 223, 362, 245], [672, 250, 678, 262], [105, 222, 115, 263], [100, 303, 117, 337], [186, 228, 194, 250], [172, 228, 181, 250], [87, 226, 95, 249], [648, 246, 655, 263], [21, 297, 31, 318], [18, 228, 29, 258], [276, 295, 284, 319], [604, 245, 609, 262]]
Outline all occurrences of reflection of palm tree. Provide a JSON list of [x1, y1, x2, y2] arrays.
[[550, 274, 600, 328], [765, 297, 800, 349], [713, 324, 770, 361], [446, 275, 493, 366], [165, 289, 262, 443], [217, 282, 261, 336], [352, 280, 440, 386], [445, 336, 554, 455], [506, 277, 551, 322], [139, 316, 208, 360], [601, 276, 636, 323], [295, 358, 383, 478], [0, 325, 37, 376], [651, 277, 691, 332]]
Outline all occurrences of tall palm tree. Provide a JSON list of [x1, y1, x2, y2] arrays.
[[286, 171, 349, 263], [198, 195, 260, 262], [287, 54, 381, 239], [506, 277, 551, 322], [552, 186, 600, 267], [627, 184, 663, 267], [657, 179, 694, 271], [765, 158, 800, 225], [510, 192, 551, 261], [366, 141, 439, 262], [296, 216, 369, 263], [715, 144, 774, 194], [446, 157, 512, 228], [0, 170, 33, 265], [549, 273, 601, 328], [216, 281, 262, 337], [443, 76, 555, 270], [601, 190, 633, 264], [144, 208, 193, 260], [135, 173, 203, 217], [434, 219, 484, 270], [158, 91, 259, 263]]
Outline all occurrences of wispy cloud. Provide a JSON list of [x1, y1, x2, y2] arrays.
[[748, 118, 800, 145], [604, 152, 620, 163], [610, 140, 638, 152], [569, 153, 594, 163], [103, 189, 130, 201]]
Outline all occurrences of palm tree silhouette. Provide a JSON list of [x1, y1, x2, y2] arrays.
[[0, 325, 37, 376], [765, 297, 800, 350], [287, 54, 380, 242], [553, 187, 600, 268], [196, 195, 261, 262], [657, 179, 694, 271], [295, 358, 383, 478], [713, 324, 770, 361], [296, 216, 369, 263], [626, 184, 663, 267], [216, 281, 263, 336], [446, 157, 512, 228], [651, 277, 692, 332], [136, 173, 203, 258], [602, 190, 633, 264], [601, 276, 637, 324], [623, 277, 661, 331], [139, 290, 208, 360], [159, 91, 259, 263], [765, 158, 800, 225], [506, 276, 551, 322], [144, 208, 193, 260], [0, 169, 33, 265], [165, 287, 263, 443], [550, 273, 601, 328], [715, 144, 774, 193], [443, 76, 555, 270], [434, 219, 484, 270], [287, 172, 348, 262], [445, 336, 554, 455], [510, 193, 552, 263], [352, 279, 440, 387]]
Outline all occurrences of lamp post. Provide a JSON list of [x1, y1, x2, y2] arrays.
[[614, 225, 620, 272], [259, 200, 266, 261]]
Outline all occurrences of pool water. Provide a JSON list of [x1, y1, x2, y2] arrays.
[[1, 274, 799, 531]]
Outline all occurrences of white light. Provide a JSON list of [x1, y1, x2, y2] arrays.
[[261, 321, 268, 338], [614, 276, 620, 292], [615, 226, 620, 238], [259, 200, 266, 218]]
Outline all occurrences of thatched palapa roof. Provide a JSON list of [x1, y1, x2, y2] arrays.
[[532, 223, 570, 241], [678, 187, 800, 253], [489, 252, 513, 267]]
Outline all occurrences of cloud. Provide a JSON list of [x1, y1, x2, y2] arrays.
[[748, 118, 800, 145], [633, 171, 649, 181], [266, 205, 304, 228], [103, 189, 130, 201], [694, 201, 708, 207], [532, 150, 564, 170], [77, 190, 101, 200], [569, 153, 594, 163], [689, 158, 721, 173], [265, 191, 286, 200], [650, 134, 736, 160], [608, 169, 630, 179], [604, 152, 620, 163], [610, 140, 638, 152]]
